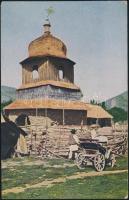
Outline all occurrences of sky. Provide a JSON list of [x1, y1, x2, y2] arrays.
[[1, 1, 127, 102]]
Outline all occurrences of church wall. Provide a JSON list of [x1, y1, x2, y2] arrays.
[[48, 57, 74, 83], [21, 58, 75, 84], [38, 60, 59, 81], [22, 65, 32, 84], [98, 118, 111, 127], [17, 85, 82, 101], [7, 109, 87, 126], [63, 64, 74, 83], [64, 110, 87, 125], [46, 60, 59, 81], [87, 117, 111, 127]]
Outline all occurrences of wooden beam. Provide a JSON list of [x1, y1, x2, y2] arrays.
[[63, 109, 65, 126]]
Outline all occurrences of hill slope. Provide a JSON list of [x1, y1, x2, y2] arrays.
[[1, 85, 16, 103], [105, 91, 128, 111]]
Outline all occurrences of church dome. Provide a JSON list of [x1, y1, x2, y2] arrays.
[[28, 20, 67, 58]]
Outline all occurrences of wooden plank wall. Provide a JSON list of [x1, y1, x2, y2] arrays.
[[17, 85, 82, 100], [21, 57, 74, 84]]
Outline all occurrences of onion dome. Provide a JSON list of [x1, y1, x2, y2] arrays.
[[28, 19, 67, 58]]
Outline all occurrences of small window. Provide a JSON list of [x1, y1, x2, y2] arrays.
[[33, 70, 39, 79], [59, 70, 63, 80]]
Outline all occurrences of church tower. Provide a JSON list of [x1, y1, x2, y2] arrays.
[[5, 20, 88, 125], [18, 19, 83, 101]]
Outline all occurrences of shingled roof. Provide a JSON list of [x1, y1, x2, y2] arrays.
[[20, 55, 75, 65], [4, 99, 89, 111], [4, 99, 112, 119], [86, 104, 113, 119]]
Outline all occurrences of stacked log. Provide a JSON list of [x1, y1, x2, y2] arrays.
[[7, 115, 128, 157], [25, 125, 128, 157], [25, 125, 70, 156], [96, 127, 128, 155]]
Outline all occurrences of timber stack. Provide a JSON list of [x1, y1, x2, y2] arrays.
[[25, 124, 128, 157]]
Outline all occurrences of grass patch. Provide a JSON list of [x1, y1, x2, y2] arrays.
[[2, 156, 128, 199], [2, 165, 47, 190], [44, 158, 73, 165], [106, 155, 128, 171], [2, 164, 85, 190], [2, 172, 128, 199]]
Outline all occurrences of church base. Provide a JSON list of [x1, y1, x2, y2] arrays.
[[5, 108, 87, 126]]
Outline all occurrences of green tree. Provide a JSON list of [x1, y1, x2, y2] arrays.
[[100, 101, 107, 110], [90, 99, 98, 105], [107, 107, 127, 123], [1, 100, 13, 111]]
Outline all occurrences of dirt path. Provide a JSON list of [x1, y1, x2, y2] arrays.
[[2, 169, 128, 195]]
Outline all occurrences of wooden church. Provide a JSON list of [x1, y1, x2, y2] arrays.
[[4, 19, 112, 126], [5, 19, 89, 125]]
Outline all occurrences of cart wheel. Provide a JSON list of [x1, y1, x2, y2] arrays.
[[94, 153, 105, 172], [75, 153, 85, 169]]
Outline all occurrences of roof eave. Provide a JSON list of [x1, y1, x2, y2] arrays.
[[20, 55, 76, 65]]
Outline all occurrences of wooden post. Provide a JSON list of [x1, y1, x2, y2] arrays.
[[34, 133, 37, 155], [36, 107, 38, 127], [63, 109, 65, 126], [45, 108, 48, 131], [96, 118, 99, 127], [31, 130, 33, 146], [81, 114, 83, 132], [62, 96, 65, 127], [96, 110, 99, 125], [45, 86, 48, 132], [35, 108, 38, 154], [36, 108, 38, 117]]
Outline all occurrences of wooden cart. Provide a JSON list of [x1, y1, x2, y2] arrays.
[[75, 139, 116, 172]]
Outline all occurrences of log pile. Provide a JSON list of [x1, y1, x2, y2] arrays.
[[25, 125, 128, 158], [26, 125, 71, 157], [7, 115, 128, 158], [96, 127, 128, 155]]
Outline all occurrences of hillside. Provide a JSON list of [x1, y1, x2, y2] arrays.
[[105, 91, 128, 111], [1, 85, 16, 103]]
